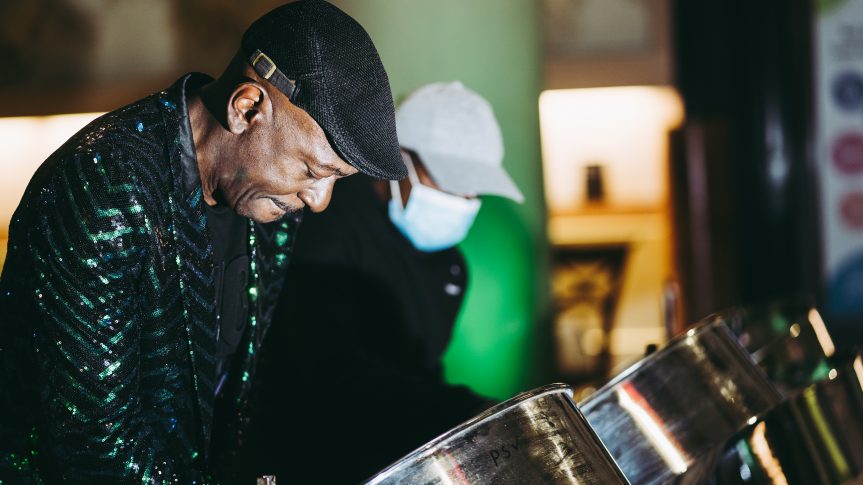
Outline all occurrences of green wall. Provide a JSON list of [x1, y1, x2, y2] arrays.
[[330, 0, 550, 399]]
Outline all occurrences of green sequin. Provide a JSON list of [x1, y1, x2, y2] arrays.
[[275, 231, 289, 247]]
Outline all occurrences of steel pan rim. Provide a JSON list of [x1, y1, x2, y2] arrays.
[[579, 317, 738, 409], [719, 300, 823, 360], [745, 353, 863, 424], [365, 383, 574, 484]]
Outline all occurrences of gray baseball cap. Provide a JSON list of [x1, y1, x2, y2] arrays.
[[395, 82, 524, 203]]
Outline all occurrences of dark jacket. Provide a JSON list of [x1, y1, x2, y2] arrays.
[[241, 175, 492, 484], [0, 74, 300, 483]]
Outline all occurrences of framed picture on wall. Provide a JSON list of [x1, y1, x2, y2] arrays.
[[550, 243, 628, 385]]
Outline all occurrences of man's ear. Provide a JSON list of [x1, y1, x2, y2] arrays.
[[226, 82, 272, 135]]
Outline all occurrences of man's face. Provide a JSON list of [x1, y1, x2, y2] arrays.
[[219, 85, 357, 223]]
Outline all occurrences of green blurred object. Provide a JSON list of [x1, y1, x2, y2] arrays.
[[817, 0, 849, 14], [329, 0, 550, 400]]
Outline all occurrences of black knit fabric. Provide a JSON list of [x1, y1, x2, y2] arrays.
[[242, 0, 407, 180]]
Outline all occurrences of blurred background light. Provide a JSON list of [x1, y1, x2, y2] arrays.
[[539, 86, 684, 214], [0, 113, 102, 268]]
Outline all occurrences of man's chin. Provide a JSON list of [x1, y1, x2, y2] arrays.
[[244, 206, 302, 224], [235, 198, 297, 223], [254, 212, 285, 223]]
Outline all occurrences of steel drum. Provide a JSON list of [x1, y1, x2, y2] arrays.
[[709, 354, 863, 485], [364, 383, 630, 485], [579, 318, 783, 485], [722, 300, 837, 396]]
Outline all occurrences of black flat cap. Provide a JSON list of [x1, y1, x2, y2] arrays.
[[242, 0, 406, 180]]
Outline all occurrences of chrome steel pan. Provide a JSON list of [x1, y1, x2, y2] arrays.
[[710, 354, 863, 485], [579, 318, 783, 485], [365, 383, 630, 485]]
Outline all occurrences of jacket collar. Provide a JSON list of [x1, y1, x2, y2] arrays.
[[176, 72, 214, 196]]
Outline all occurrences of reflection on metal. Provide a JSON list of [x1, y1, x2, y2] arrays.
[[615, 384, 688, 475], [580, 319, 782, 485], [430, 458, 455, 485], [853, 355, 863, 392], [365, 384, 630, 485], [802, 387, 850, 478], [710, 356, 863, 484], [807, 308, 836, 358], [749, 422, 789, 485], [789, 323, 801, 338]]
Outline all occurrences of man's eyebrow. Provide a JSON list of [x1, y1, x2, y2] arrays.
[[317, 162, 350, 177]]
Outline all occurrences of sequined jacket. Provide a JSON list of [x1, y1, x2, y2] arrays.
[[0, 74, 300, 483]]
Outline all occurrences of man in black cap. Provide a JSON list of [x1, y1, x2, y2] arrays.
[[0, 1, 405, 482]]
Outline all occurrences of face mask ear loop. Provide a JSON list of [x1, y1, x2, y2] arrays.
[[401, 151, 421, 185], [389, 180, 405, 209], [391, 151, 420, 209]]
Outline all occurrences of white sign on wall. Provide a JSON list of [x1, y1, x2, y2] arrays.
[[815, 0, 863, 317]]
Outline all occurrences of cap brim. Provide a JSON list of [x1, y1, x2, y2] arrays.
[[322, 118, 407, 180], [294, 80, 407, 181], [419, 153, 524, 203], [323, 124, 407, 180]]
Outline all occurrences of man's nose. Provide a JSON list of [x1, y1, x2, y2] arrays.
[[298, 177, 336, 213]]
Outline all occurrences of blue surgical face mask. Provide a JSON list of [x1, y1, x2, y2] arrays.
[[388, 157, 481, 252]]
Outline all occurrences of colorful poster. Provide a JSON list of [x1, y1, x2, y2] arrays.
[[815, 0, 863, 316]]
